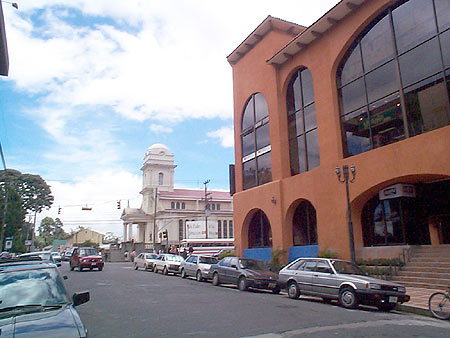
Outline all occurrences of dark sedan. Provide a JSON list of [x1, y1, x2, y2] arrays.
[[209, 257, 280, 294]]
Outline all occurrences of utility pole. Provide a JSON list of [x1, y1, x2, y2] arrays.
[[152, 187, 158, 249], [0, 142, 8, 252], [203, 179, 211, 239]]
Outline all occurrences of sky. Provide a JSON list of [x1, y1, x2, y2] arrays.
[[0, 0, 340, 238]]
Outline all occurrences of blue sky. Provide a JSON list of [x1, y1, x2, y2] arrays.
[[0, 0, 340, 237]]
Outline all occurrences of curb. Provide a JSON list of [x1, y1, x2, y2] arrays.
[[396, 304, 433, 318]]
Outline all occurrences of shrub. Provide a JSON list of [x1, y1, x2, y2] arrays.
[[267, 248, 287, 272], [218, 250, 235, 260], [317, 248, 339, 258]]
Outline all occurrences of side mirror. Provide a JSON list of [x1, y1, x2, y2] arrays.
[[72, 291, 90, 306]]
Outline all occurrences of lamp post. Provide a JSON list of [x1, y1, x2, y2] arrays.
[[335, 165, 356, 263]]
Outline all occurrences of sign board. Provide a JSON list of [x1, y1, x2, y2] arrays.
[[5, 240, 12, 250], [186, 220, 218, 239], [25, 240, 32, 246], [379, 184, 416, 200]]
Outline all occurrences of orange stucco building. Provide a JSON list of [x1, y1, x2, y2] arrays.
[[229, 0, 450, 263]]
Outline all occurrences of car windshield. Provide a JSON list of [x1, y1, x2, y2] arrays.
[[239, 259, 267, 271], [0, 268, 69, 315], [80, 248, 98, 256], [331, 260, 366, 275], [167, 255, 183, 262], [145, 254, 157, 259], [199, 257, 218, 264]]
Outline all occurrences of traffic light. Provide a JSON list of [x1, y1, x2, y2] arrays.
[[163, 230, 168, 239], [117, 200, 121, 209], [58, 207, 61, 214]]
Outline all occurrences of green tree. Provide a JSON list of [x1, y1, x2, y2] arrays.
[[0, 169, 54, 213], [103, 232, 119, 244], [37, 217, 68, 247], [0, 185, 26, 252]]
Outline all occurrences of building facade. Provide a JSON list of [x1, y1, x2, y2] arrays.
[[121, 144, 233, 250], [65, 228, 104, 247], [229, 0, 450, 263]]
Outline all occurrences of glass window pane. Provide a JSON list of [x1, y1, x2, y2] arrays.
[[306, 129, 320, 170], [254, 93, 269, 122], [256, 123, 270, 150], [242, 98, 254, 131], [243, 159, 256, 190], [435, 0, 450, 32], [340, 77, 367, 114], [295, 136, 307, 174], [288, 112, 303, 139], [340, 45, 363, 86], [392, 0, 437, 54], [301, 69, 314, 106], [405, 78, 450, 136], [365, 60, 399, 103], [229, 222, 233, 238], [242, 132, 255, 157], [257, 152, 272, 185], [293, 73, 302, 112], [441, 28, 450, 69], [289, 136, 300, 175], [361, 15, 395, 72], [341, 109, 371, 156], [286, 76, 296, 115], [399, 38, 442, 87], [369, 94, 405, 149], [304, 104, 317, 132]]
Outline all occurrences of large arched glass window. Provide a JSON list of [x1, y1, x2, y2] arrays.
[[292, 200, 317, 246], [248, 210, 272, 248], [338, 0, 450, 158], [287, 68, 320, 174], [241, 93, 272, 190]]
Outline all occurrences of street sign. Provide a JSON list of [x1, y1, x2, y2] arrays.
[[25, 240, 32, 246], [5, 240, 12, 250]]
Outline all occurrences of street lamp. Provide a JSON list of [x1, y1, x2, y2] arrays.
[[335, 165, 356, 263]]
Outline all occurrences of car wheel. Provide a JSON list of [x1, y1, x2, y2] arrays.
[[90, 268, 93, 271], [377, 303, 396, 312], [212, 272, 220, 286], [196, 270, 203, 282], [134, 263, 138, 270], [339, 287, 358, 309], [144, 264, 148, 271], [181, 268, 187, 279], [163, 266, 168, 275], [98, 266, 103, 271], [272, 285, 281, 294], [149, 264, 154, 272], [238, 277, 248, 291], [287, 281, 300, 299], [153, 266, 158, 273]]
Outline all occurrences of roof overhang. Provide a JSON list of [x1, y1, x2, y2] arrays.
[[227, 15, 306, 65], [0, 3, 9, 76], [267, 0, 368, 66]]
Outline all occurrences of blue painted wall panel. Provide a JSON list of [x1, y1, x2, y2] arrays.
[[244, 248, 273, 263], [288, 245, 318, 262]]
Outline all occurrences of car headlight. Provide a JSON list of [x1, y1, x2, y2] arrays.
[[81, 259, 88, 263], [368, 283, 381, 290]]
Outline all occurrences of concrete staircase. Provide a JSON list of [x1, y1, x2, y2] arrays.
[[391, 245, 450, 290]]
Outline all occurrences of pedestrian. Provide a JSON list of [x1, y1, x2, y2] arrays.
[[188, 245, 194, 254], [124, 251, 129, 261], [130, 250, 136, 262]]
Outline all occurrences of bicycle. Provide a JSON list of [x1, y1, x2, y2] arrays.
[[428, 286, 450, 320]]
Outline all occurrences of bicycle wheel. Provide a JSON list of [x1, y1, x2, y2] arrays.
[[429, 292, 450, 320]]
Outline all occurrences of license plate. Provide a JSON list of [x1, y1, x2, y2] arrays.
[[268, 282, 276, 288], [389, 296, 398, 303], [91, 263, 97, 266]]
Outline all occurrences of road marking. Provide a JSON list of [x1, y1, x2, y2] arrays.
[[244, 318, 450, 338]]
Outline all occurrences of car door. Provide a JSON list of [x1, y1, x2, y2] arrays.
[[294, 260, 316, 293], [185, 255, 197, 276], [311, 260, 336, 296], [227, 258, 242, 284], [217, 257, 233, 282]]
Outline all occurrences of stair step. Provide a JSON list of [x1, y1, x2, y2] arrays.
[[391, 275, 450, 285], [400, 267, 450, 274], [397, 271, 450, 279], [410, 257, 450, 263]]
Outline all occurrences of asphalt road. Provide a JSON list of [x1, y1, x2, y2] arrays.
[[61, 262, 450, 338]]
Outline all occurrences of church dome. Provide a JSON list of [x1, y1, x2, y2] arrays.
[[145, 143, 170, 156]]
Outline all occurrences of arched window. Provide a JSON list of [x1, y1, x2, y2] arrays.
[[287, 68, 320, 174], [248, 210, 272, 248], [229, 220, 233, 238], [158, 172, 164, 186], [292, 201, 317, 246], [176, 202, 180, 209], [181, 202, 185, 209], [218, 220, 222, 239], [338, 0, 450, 158], [212, 204, 216, 211], [223, 220, 228, 238], [171, 202, 175, 209], [241, 93, 272, 190]]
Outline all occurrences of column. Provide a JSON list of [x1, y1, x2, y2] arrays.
[[128, 223, 133, 242], [138, 224, 145, 242], [123, 223, 128, 242]]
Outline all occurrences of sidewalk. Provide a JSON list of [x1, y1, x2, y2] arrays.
[[397, 286, 444, 317]]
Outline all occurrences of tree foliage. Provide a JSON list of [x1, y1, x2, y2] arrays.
[[0, 169, 54, 213], [0, 186, 26, 252], [37, 217, 68, 247], [103, 232, 119, 244]]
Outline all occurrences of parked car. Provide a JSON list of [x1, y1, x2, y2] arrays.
[[153, 254, 184, 275], [0, 257, 90, 337], [62, 250, 73, 261], [51, 252, 62, 264], [180, 254, 218, 281], [70, 247, 104, 272], [209, 257, 280, 294], [134, 252, 159, 271], [278, 258, 410, 311], [19, 251, 61, 267]]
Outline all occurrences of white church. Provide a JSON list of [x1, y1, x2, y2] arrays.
[[121, 144, 234, 250]]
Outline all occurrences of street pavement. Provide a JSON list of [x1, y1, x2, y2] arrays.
[[61, 262, 450, 338]]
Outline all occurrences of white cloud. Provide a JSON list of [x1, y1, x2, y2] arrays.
[[37, 170, 142, 236], [207, 126, 234, 148], [149, 124, 173, 134]]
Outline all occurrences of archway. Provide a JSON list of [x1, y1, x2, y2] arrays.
[[243, 209, 273, 263]]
